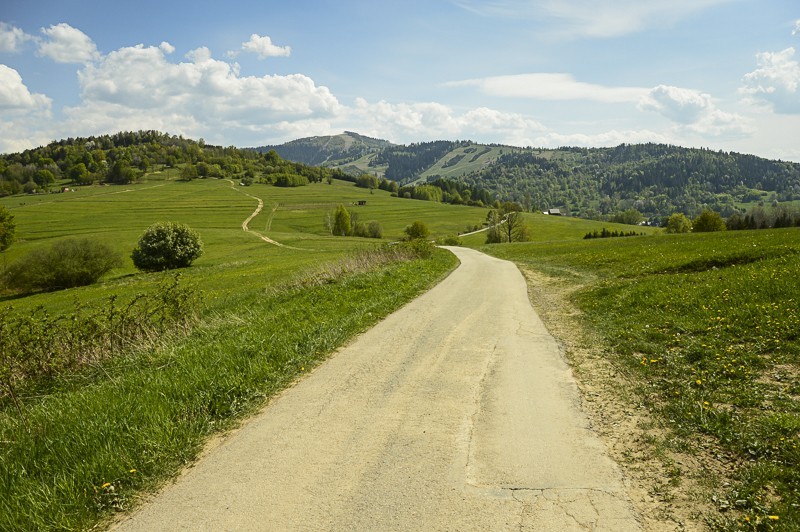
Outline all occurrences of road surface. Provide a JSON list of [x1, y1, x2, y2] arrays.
[[115, 247, 641, 531]]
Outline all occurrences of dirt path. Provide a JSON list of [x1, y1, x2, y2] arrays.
[[226, 180, 301, 249], [115, 247, 641, 531]]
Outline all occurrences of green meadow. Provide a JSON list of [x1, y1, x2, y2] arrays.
[[484, 228, 800, 530], [2, 174, 798, 530]]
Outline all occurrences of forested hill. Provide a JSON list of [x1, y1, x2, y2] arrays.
[[254, 131, 394, 167], [0, 130, 348, 195], [260, 134, 800, 220], [460, 144, 800, 219]]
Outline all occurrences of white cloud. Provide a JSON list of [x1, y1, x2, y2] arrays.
[[793, 19, 800, 36], [449, 73, 648, 103], [0, 65, 53, 154], [159, 41, 175, 54], [0, 64, 52, 112], [639, 85, 713, 123], [38, 23, 100, 64], [0, 22, 31, 53], [639, 85, 751, 136], [240, 34, 291, 59], [65, 43, 339, 142], [341, 98, 545, 145], [740, 47, 800, 114], [452, 0, 735, 38]]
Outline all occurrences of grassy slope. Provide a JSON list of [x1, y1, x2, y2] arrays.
[[484, 229, 800, 530], [8, 174, 795, 529]]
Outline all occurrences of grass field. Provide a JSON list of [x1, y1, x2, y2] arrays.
[[484, 228, 800, 530], [5, 172, 797, 530], [0, 176, 471, 529]]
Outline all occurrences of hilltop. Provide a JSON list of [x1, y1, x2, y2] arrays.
[[257, 133, 800, 221]]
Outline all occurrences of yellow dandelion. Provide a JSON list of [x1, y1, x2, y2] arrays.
[[129, 469, 137, 474], [768, 515, 779, 521]]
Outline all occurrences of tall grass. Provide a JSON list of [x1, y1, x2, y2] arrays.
[[485, 229, 800, 530]]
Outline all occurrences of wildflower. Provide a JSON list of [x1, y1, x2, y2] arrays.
[[768, 515, 779, 521], [101, 482, 111, 489], [129, 469, 137, 474]]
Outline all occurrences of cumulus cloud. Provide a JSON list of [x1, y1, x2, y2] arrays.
[[0, 64, 52, 112], [38, 23, 100, 64], [639, 85, 751, 136], [341, 98, 546, 145], [449, 73, 647, 103], [794, 19, 800, 36], [67, 43, 338, 141], [240, 34, 291, 58], [452, 0, 735, 38], [0, 22, 31, 53], [740, 47, 800, 114]]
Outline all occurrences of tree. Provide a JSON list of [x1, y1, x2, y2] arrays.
[[664, 213, 692, 233], [0, 206, 15, 253], [4, 238, 122, 291], [332, 204, 351, 236], [692, 209, 726, 232], [504, 211, 525, 242], [485, 209, 505, 243], [68, 163, 91, 185], [131, 222, 204, 271], [368, 221, 383, 239], [404, 220, 430, 240], [612, 208, 644, 226], [355, 173, 379, 190]]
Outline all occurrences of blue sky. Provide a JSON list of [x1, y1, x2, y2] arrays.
[[1, 1, 799, 160]]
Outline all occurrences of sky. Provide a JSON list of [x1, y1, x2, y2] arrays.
[[1, 1, 799, 160]]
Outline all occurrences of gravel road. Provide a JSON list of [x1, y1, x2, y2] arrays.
[[115, 247, 641, 531]]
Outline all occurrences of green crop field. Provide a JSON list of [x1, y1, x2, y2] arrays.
[[484, 228, 800, 530]]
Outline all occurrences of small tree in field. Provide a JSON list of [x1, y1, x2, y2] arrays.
[[332, 204, 351, 236], [692, 209, 726, 232], [664, 212, 692, 233], [0, 206, 15, 253], [404, 220, 430, 240], [132, 222, 204, 271]]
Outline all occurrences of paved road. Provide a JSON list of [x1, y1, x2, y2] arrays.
[[115, 247, 641, 531]]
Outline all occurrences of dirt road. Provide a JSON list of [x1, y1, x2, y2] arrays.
[[115, 247, 641, 531]]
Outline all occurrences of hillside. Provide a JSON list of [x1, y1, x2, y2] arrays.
[[253, 131, 394, 170], [260, 134, 800, 220]]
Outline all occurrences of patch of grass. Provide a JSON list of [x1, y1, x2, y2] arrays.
[[484, 228, 800, 530], [0, 247, 457, 530]]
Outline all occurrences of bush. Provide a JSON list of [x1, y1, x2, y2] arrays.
[[0, 206, 15, 252], [368, 221, 383, 239], [3, 238, 122, 292], [664, 212, 692, 233], [692, 209, 726, 232], [404, 220, 430, 240], [439, 234, 462, 246], [273, 173, 309, 187], [131, 222, 204, 271]]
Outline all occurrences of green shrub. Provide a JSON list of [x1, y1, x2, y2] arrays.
[[404, 220, 430, 240], [439, 234, 462, 246], [131, 222, 204, 271], [692, 209, 726, 232], [0, 206, 15, 252], [3, 238, 122, 292], [368, 221, 383, 239], [664, 212, 692, 233]]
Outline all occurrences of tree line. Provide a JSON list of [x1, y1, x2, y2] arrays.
[[0, 131, 348, 195]]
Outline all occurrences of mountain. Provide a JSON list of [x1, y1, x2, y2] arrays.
[[261, 134, 800, 221], [253, 131, 394, 171]]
